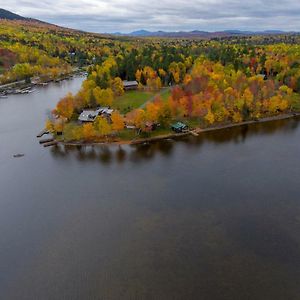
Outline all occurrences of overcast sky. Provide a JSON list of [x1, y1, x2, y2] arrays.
[[3, 0, 300, 33]]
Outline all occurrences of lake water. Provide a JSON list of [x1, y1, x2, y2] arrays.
[[1, 77, 300, 300]]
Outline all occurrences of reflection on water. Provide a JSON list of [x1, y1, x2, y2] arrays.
[[51, 117, 300, 164], [2, 78, 300, 300]]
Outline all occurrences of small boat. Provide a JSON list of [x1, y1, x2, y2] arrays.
[[21, 90, 31, 94], [13, 153, 25, 158], [18, 88, 35, 94]]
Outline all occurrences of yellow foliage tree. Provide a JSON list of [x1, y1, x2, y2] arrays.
[[111, 111, 125, 131], [83, 123, 95, 140], [56, 93, 74, 120], [205, 110, 215, 124], [112, 77, 124, 96], [232, 111, 243, 123], [93, 87, 114, 106], [94, 117, 112, 136], [45, 119, 55, 132]]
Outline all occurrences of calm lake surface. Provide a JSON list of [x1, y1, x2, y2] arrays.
[[1, 77, 300, 300]]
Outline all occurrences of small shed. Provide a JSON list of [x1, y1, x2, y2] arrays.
[[171, 122, 189, 133], [123, 80, 138, 91]]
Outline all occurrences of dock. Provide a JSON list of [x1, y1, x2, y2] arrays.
[[36, 129, 49, 138], [39, 138, 55, 144], [43, 141, 58, 147], [190, 130, 199, 137]]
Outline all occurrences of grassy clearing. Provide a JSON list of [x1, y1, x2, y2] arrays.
[[112, 90, 156, 114], [160, 88, 171, 102], [184, 118, 203, 129], [291, 93, 300, 111], [112, 88, 171, 114], [118, 129, 138, 140], [147, 127, 172, 137]]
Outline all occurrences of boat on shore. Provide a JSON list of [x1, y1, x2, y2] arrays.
[[14, 87, 36, 94], [0, 92, 8, 98]]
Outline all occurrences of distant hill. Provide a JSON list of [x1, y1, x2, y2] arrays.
[[120, 29, 291, 38], [0, 9, 293, 39], [0, 8, 47, 24], [0, 8, 27, 21]]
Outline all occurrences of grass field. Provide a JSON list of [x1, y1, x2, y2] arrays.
[[112, 88, 172, 114], [112, 90, 156, 114], [160, 88, 171, 102]]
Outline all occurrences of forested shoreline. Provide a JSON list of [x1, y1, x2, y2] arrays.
[[1, 19, 299, 144]]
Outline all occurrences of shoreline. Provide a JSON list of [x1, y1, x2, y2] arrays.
[[0, 69, 86, 94], [57, 112, 300, 147]]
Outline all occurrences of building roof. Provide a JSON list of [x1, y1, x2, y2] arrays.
[[123, 80, 138, 87], [96, 107, 109, 114], [145, 121, 154, 127], [96, 107, 114, 115], [171, 122, 188, 130], [78, 110, 98, 122], [105, 109, 114, 115], [78, 106, 115, 122]]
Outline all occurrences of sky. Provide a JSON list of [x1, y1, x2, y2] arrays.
[[2, 0, 300, 33]]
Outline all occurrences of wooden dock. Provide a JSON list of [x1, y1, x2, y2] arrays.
[[190, 130, 199, 137], [43, 141, 58, 147], [36, 129, 49, 138], [39, 138, 54, 144]]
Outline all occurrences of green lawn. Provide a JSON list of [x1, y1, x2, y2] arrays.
[[112, 88, 171, 114], [160, 88, 171, 102], [185, 118, 202, 129], [118, 129, 138, 140], [291, 93, 300, 111], [112, 90, 156, 114], [148, 127, 172, 137]]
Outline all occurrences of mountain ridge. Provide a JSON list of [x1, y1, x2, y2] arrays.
[[0, 8, 27, 20], [119, 29, 290, 38], [0, 8, 49, 24], [1, 8, 296, 38]]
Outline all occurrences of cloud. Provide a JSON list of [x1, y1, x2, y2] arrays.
[[2, 0, 300, 32]]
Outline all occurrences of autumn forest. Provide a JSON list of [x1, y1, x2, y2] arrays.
[[1, 19, 300, 143]]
